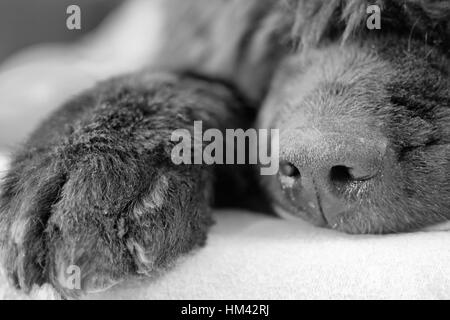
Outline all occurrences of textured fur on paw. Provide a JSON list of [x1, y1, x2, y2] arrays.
[[0, 73, 236, 298], [0, 137, 213, 298]]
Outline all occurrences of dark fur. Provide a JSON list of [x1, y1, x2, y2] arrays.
[[255, 0, 450, 234], [1, 0, 449, 297], [259, 36, 450, 233], [0, 73, 253, 297]]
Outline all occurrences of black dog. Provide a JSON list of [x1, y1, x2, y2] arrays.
[[1, 0, 449, 297]]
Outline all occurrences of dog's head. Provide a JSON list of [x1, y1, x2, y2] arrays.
[[258, 0, 450, 233]]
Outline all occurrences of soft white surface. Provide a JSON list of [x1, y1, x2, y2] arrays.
[[91, 215, 450, 300], [0, 153, 449, 300]]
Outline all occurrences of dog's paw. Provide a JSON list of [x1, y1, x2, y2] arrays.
[[0, 134, 213, 298]]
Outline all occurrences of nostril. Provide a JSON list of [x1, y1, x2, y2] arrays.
[[279, 162, 300, 178], [330, 165, 352, 184], [330, 165, 377, 184]]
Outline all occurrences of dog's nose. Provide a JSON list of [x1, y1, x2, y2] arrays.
[[278, 131, 387, 226]]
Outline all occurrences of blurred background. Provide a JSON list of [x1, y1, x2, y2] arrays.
[[0, 0, 160, 151], [0, 0, 123, 64]]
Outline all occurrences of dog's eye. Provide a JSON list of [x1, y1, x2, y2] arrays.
[[398, 138, 439, 161]]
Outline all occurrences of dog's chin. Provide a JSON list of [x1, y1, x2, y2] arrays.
[[274, 202, 450, 234], [271, 191, 393, 234], [273, 204, 309, 222], [272, 203, 329, 229], [273, 205, 366, 234]]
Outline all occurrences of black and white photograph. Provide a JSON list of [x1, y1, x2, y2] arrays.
[[0, 0, 449, 303]]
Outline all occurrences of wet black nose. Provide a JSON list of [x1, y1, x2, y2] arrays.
[[278, 133, 387, 226]]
